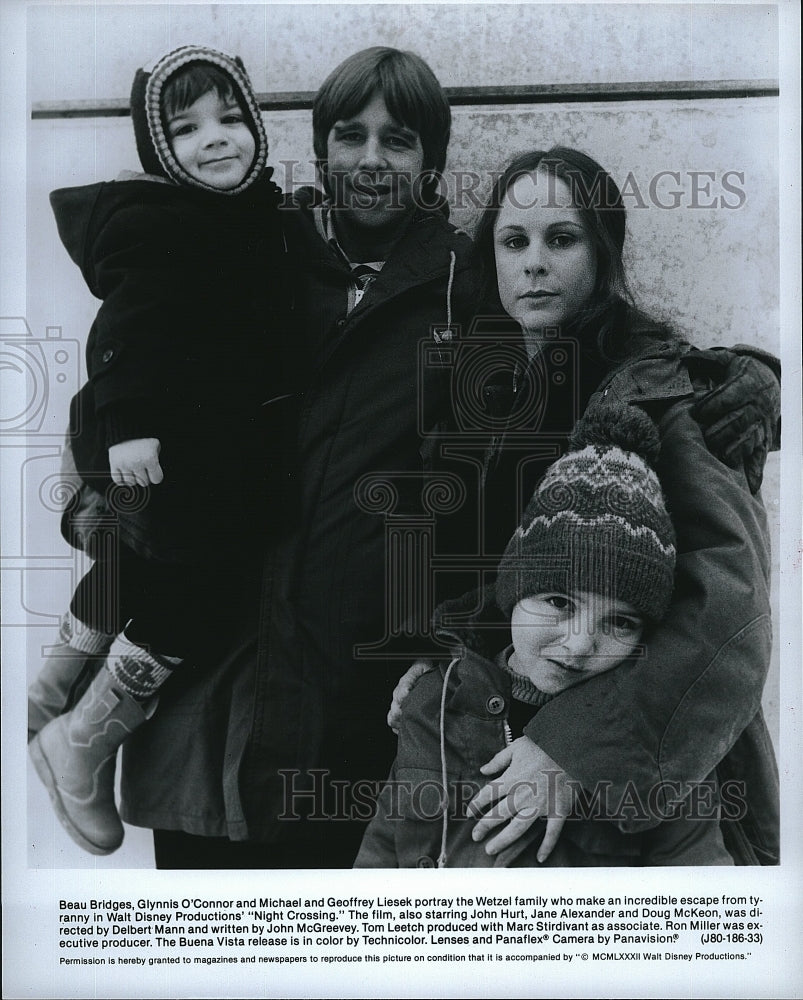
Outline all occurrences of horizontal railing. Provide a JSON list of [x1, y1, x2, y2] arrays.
[[31, 79, 779, 119]]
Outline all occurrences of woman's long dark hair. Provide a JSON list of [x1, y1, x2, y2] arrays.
[[474, 146, 676, 362]]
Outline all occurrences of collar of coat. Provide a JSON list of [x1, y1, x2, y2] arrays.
[[593, 339, 697, 407], [432, 584, 510, 658], [291, 184, 473, 286]]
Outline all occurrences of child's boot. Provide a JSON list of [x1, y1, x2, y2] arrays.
[[28, 647, 162, 856], [27, 614, 113, 742]]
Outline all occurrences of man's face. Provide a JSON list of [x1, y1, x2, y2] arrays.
[[325, 92, 425, 233]]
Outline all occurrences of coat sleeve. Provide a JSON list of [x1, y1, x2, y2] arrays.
[[353, 762, 402, 868], [523, 393, 773, 831], [637, 777, 735, 866], [82, 200, 207, 436]]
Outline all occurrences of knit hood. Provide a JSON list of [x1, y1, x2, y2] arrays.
[[130, 45, 268, 195]]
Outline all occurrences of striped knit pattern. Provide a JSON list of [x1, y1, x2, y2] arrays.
[[505, 668, 554, 708], [140, 45, 268, 195], [493, 648, 553, 710], [105, 634, 182, 701], [59, 611, 115, 655], [496, 411, 676, 622], [520, 444, 675, 557]]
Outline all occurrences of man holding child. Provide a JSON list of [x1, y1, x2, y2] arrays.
[[31, 45, 780, 870]]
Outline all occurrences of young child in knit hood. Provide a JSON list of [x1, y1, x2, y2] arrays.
[[28, 45, 297, 856], [356, 402, 736, 867]]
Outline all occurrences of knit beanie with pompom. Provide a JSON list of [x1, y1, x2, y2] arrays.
[[495, 402, 676, 622]]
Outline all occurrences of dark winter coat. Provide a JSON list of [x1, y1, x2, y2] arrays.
[[475, 335, 779, 863], [118, 192, 484, 850], [116, 267, 778, 869], [355, 335, 779, 867], [52, 173, 298, 564], [52, 44, 298, 565], [355, 589, 735, 868]]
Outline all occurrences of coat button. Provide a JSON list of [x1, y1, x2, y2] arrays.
[[416, 856, 435, 868], [101, 349, 114, 363], [336, 318, 346, 329], [486, 695, 505, 715]]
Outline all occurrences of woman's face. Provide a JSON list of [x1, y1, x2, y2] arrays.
[[494, 171, 597, 339]]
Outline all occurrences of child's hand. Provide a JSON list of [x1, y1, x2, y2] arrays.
[[468, 736, 572, 862], [387, 659, 434, 733], [108, 438, 164, 487]]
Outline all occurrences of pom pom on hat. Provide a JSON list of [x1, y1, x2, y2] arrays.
[[495, 402, 676, 622], [569, 400, 661, 465]]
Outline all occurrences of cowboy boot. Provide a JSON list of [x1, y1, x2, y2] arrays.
[[29, 665, 155, 855], [27, 615, 113, 742]]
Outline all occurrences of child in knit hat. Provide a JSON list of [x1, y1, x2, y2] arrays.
[[355, 402, 735, 867], [28, 45, 298, 856]]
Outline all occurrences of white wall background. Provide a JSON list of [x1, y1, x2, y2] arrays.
[[15, 2, 781, 869]]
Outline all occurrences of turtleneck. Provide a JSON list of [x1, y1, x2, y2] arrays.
[[494, 646, 554, 708]]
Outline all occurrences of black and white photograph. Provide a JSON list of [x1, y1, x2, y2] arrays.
[[1, 1, 800, 997]]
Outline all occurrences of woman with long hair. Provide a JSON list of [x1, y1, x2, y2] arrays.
[[392, 146, 779, 866]]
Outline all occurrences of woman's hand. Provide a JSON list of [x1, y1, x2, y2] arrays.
[[108, 438, 164, 487], [387, 659, 434, 733], [468, 736, 572, 862]]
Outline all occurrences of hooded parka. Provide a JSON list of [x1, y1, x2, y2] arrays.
[[52, 46, 296, 565]]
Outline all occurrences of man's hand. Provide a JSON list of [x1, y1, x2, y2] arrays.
[[387, 659, 434, 733], [468, 736, 572, 862], [108, 438, 163, 487]]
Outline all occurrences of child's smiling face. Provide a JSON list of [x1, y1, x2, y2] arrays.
[[166, 89, 255, 190], [509, 590, 644, 695], [325, 91, 425, 233]]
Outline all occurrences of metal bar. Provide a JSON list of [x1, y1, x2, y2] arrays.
[[31, 79, 779, 120]]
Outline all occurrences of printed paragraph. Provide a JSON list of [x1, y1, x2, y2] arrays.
[[56, 892, 765, 969]]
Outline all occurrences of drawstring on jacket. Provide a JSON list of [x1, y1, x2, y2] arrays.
[[445, 250, 455, 336], [434, 651, 516, 868], [437, 656, 460, 868], [433, 250, 456, 345]]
